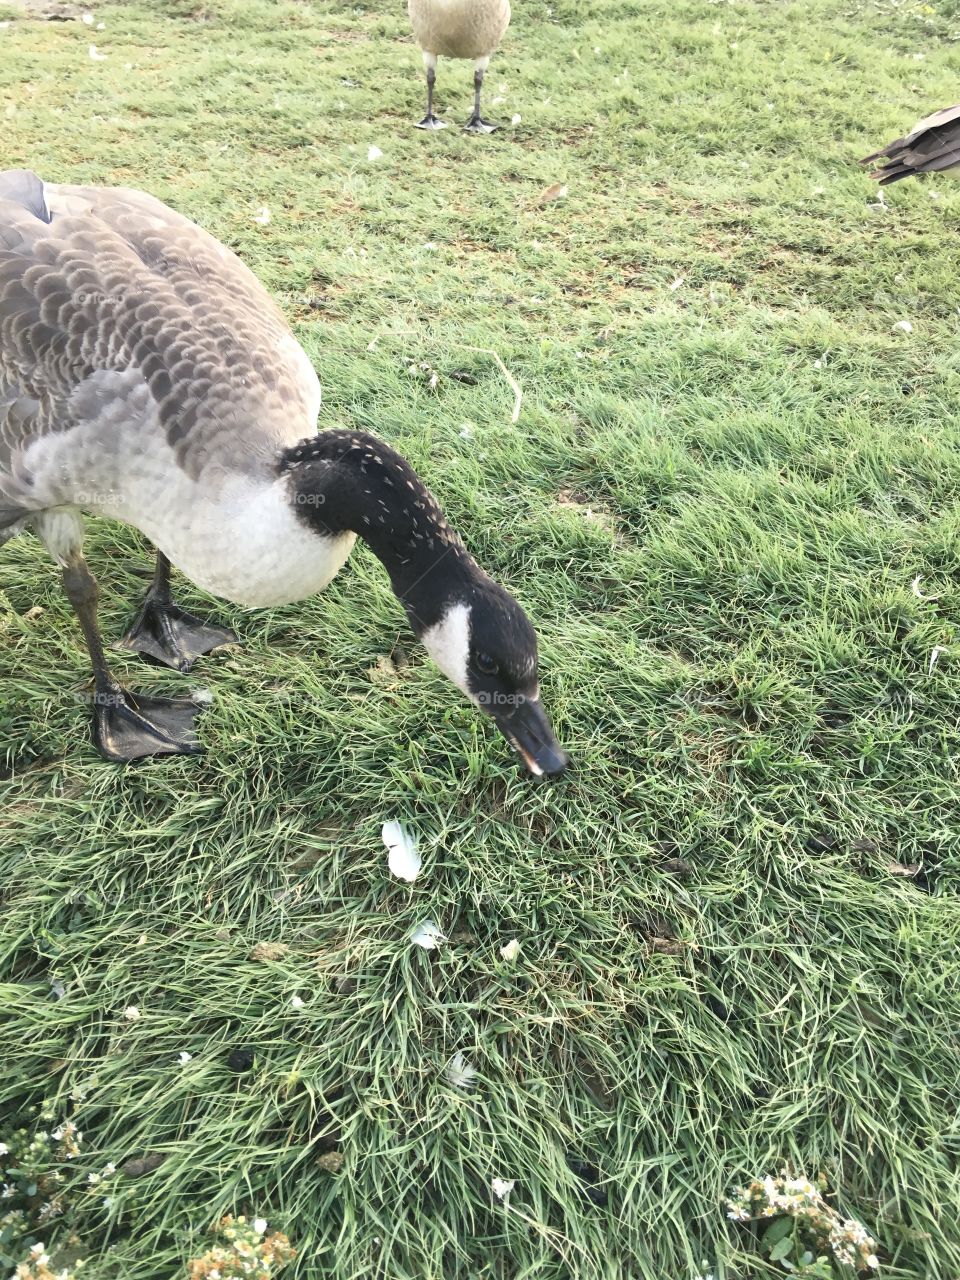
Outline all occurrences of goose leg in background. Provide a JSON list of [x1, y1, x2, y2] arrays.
[[415, 51, 446, 129], [62, 555, 204, 763], [464, 59, 498, 134], [120, 549, 237, 673]]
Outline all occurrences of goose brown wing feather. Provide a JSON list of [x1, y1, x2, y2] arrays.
[[861, 104, 960, 183], [0, 174, 319, 509]]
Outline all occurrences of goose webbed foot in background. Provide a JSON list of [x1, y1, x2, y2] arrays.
[[120, 550, 237, 672], [464, 64, 498, 134], [63, 554, 208, 763], [463, 115, 498, 134], [415, 59, 447, 130], [416, 114, 447, 130]]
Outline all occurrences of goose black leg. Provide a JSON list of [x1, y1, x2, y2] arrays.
[[415, 56, 446, 130], [464, 65, 498, 134], [120, 550, 237, 673], [63, 555, 204, 763]]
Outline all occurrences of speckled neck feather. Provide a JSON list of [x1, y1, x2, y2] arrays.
[[279, 430, 483, 631]]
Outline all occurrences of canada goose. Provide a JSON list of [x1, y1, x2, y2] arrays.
[[0, 170, 568, 775], [408, 0, 511, 133], [861, 104, 960, 184]]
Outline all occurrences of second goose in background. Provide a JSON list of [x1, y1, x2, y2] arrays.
[[408, 0, 511, 133]]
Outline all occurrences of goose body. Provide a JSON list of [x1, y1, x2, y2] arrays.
[[0, 170, 567, 774], [0, 174, 350, 607], [407, 0, 511, 132], [861, 104, 960, 184]]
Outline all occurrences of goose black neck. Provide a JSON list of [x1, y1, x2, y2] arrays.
[[279, 430, 480, 630]]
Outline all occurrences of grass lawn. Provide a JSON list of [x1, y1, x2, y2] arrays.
[[2, 0, 960, 1275]]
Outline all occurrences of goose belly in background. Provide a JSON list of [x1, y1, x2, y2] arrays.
[[409, 0, 510, 58]]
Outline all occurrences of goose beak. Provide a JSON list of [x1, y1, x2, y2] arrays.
[[492, 697, 569, 778]]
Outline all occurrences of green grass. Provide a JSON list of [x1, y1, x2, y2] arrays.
[[2, 0, 960, 1276]]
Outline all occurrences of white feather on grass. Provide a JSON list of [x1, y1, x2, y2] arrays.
[[382, 821, 421, 882], [410, 919, 445, 950]]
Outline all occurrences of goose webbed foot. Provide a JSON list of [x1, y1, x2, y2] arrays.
[[92, 685, 204, 763], [121, 597, 237, 673], [415, 113, 447, 130], [121, 550, 237, 672], [463, 115, 498, 134]]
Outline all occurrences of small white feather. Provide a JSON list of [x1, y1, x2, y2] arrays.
[[383, 821, 421, 882], [446, 1051, 477, 1090], [911, 575, 941, 602], [411, 919, 446, 950], [491, 1177, 515, 1203], [499, 938, 521, 962]]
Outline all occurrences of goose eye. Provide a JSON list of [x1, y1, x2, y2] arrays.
[[475, 652, 498, 676]]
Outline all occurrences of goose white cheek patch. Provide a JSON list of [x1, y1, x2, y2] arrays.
[[420, 602, 472, 697]]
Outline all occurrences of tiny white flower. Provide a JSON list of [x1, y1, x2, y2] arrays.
[[446, 1051, 477, 1090], [103, 1196, 114, 1210], [178, 1051, 192, 1065], [252, 1217, 267, 1235], [103, 1162, 116, 1175], [491, 1176, 515, 1203], [410, 919, 446, 950], [88, 1172, 101, 1185], [88, 44, 107, 60], [123, 1005, 141, 1021], [367, 145, 384, 161], [290, 994, 305, 1008], [499, 938, 521, 962], [252, 206, 271, 225], [382, 821, 421, 882]]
